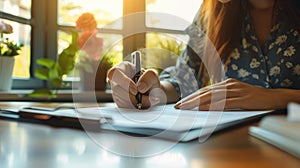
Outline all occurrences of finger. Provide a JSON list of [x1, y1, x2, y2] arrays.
[[175, 80, 229, 107], [109, 61, 136, 78], [132, 87, 166, 109], [177, 89, 241, 110], [137, 87, 166, 109], [108, 68, 137, 95], [111, 85, 136, 105], [137, 70, 160, 94], [112, 93, 136, 109], [148, 87, 167, 106], [198, 97, 241, 111], [111, 84, 137, 109], [174, 79, 240, 108], [112, 89, 161, 110], [110, 81, 137, 97], [176, 88, 226, 110]]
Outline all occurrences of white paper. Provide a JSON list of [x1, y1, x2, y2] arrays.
[[288, 103, 300, 122], [19, 104, 272, 141], [73, 104, 272, 132]]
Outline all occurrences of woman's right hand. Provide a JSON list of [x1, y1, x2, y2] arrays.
[[107, 61, 164, 109]]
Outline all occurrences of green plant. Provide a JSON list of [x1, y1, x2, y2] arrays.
[[0, 37, 24, 56], [157, 36, 185, 56], [145, 33, 185, 74], [29, 12, 113, 96], [28, 31, 79, 98], [0, 21, 23, 56]]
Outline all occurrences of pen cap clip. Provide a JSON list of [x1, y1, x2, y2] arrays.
[[132, 51, 142, 74]]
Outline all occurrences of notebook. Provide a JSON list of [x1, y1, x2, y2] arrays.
[[249, 103, 300, 158], [1, 104, 273, 142]]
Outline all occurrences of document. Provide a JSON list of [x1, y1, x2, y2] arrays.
[[70, 104, 272, 141], [1, 104, 273, 141], [288, 102, 300, 122]]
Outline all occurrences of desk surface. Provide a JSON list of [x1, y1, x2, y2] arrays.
[[0, 102, 299, 168]]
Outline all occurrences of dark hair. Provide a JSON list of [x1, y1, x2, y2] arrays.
[[277, 0, 300, 32], [197, 0, 300, 86]]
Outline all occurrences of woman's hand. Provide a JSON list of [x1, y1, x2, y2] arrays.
[[174, 78, 276, 111], [107, 62, 165, 109]]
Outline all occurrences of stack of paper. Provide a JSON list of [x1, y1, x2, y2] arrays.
[[75, 104, 272, 141], [1, 104, 273, 142], [288, 103, 300, 122], [249, 103, 300, 158]]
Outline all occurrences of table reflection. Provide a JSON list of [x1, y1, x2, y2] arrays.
[[0, 120, 123, 167]]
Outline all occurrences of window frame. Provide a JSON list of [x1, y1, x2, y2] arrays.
[[55, 0, 186, 59], [2, 0, 187, 90], [0, 0, 47, 89]]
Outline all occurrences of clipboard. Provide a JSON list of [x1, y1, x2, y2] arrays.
[[0, 106, 113, 130], [1, 105, 273, 141]]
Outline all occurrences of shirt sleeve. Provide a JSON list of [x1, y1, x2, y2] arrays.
[[159, 8, 206, 98]]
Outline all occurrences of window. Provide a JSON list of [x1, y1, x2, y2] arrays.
[[1, 19, 31, 79], [57, 0, 124, 59], [0, 0, 31, 19], [0, 0, 202, 90], [58, 0, 123, 29], [146, 0, 202, 30], [0, 0, 33, 88]]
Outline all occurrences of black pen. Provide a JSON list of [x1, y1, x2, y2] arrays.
[[132, 51, 143, 110]]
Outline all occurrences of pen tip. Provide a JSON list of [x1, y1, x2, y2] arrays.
[[137, 104, 142, 110]]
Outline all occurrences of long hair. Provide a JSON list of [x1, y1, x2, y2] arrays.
[[197, 0, 300, 86]]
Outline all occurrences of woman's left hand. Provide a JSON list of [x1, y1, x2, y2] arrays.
[[174, 78, 275, 111]]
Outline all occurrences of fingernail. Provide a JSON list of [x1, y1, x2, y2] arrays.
[[178, 103, 190, 110], [178, 105, 187, 110], [174, 103, 180, 109], [138, 82, 147, 93]]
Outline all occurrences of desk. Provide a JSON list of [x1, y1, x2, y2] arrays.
[[0, 102, 299, 168]]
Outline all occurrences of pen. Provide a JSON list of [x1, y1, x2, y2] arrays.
[[132, 51, 143, 110]]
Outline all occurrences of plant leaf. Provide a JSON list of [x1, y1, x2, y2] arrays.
[[27, 89, 57, 98], [48, 64, 59, 78], [48, 63, 62, 88], [34, 67, 49, 80], [36, 58, 56, 68], [58, 52, 75, 75], [50, 78, 63, 88]]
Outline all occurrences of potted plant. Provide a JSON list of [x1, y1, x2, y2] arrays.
[[0, 21, 23, 91]]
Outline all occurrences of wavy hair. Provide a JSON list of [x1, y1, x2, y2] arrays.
[[197, 0, 300, 86]]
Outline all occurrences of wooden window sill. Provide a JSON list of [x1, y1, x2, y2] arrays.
[[0, 90, 113, 102]]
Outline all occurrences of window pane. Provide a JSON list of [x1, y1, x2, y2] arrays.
[[58, 31, 123, 76], [58, 0, 123, 29], [145, 32, 187, 74], [1, 19, 31, 78], [0, 0, 31, 19], [58, 31, 123, 61], [146, 0, 202, 30]]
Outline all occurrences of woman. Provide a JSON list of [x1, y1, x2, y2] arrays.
[[108, 0, 300, 110]]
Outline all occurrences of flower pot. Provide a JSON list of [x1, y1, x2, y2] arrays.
[[0, 56, 15, 91]]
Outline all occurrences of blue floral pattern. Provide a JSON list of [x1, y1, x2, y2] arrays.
[[160, 9, 300, 98]]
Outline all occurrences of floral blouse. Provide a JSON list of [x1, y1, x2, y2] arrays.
[[159, 8, 300, 98]]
